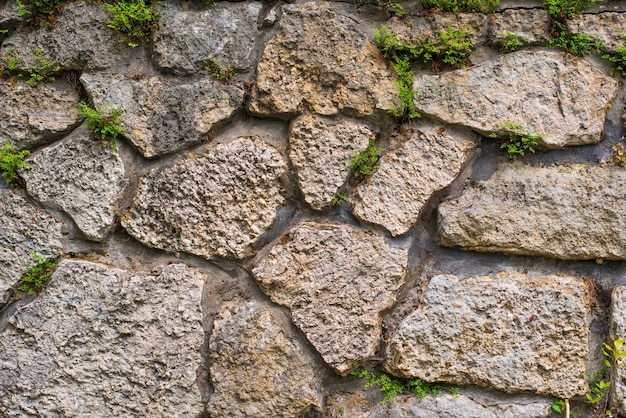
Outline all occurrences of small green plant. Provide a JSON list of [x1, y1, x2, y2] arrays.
[[26, 48, 60, 86], [497, 32, 526, 53], [543, 0, 601, 21], [422, 0, 499, 12], [389, 55, 420, 120], [352, 369, 459, 405], [439, 27, 473, 68], [349, 137, 384, 178], [602, 41, 626, 78], [0, 47, 22, 78], [611, 137, 626, 167], [106, 0, 159, 47], [76, 103, 124, 149], [203, 59, 237, 83], [331, 189, 348, 207], [18, 252, 59, 295], [16, 0, 64, 28], [491, 122, 544, 161], [552, 398, 572, 417], [547, 27, 600, 56], [0, 141, 30, 187]]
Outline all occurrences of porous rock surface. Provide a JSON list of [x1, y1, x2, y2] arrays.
[[609, 286, 626, 416], [152, 1, 262, 74], [249, 2, 398, 117], [289, 115, 372, 210], [488, 9, 551, 46], [122, 137, 286, 260], [0, 1, 129, 70], [207, 300, 322, 418], [0, 78, 81, 149], [567, 12, 626, 52], [81, 73, 244, 158], [22, 126, 127, 242], [353, 122, 478, 236], [0, 260, 205, 417], [438, 162, 626, 260], [0, 189, 62, 295], [252, 221, 408, 374], [386, 272, 591, 399], [413, 50, 617, 148]]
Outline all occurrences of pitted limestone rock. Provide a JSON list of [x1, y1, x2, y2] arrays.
[[438, 162, 626, 260], [413, 50, 617, 148], [0, 189, 62, 295], [252, 221, 408, 375], [153, 2, 262, 75], [386, 272, 592, 399], [289, 115, 372, 210], [353, 122, 478, 236], [249, 2, 398, 117], [80, 73, 244, 158], [609, 286, 626, 416], [207, 300, 322, 418], [567, 12, 626, 52], [22, 126, 127, 242], [0, 79, 81, 149], [0, 260, 205, 417], [122, 137, 287, 260], [0, 1, 129, 70], [488, 9, 551, 46]]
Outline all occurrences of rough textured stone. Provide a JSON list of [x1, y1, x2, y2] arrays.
[[609, 286, 626, 415], [0, 1, 129, 70], [22, 126, 127, 242], [438, 163, 626, 260], [353, 122, 478, 236], [207, 300, 322, 418], [252, 221, 408, 374], [488, 9, 551, 46], [289, 115, 372, 210], [81, 73, 244, 158], [152, 2, 262, 74], [0, 188, 63, 295], [567, 12, 626, 52], [0, 260, 205, 417], [413, 50, 617, 148], [122, 137, 286, 259], [386, 273, 591, 398], [0, 79, 82, 149], [249, 2, 398, 117]]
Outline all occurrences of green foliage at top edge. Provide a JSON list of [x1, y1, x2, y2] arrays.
[[106, 0, 159, 48], [422, 0, 499, 13]]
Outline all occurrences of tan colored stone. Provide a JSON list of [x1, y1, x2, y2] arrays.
[[489, 9, 551, 46], [609, 286, 626, 415], [386, 272, 592, 399], [567, 12, 626, 52]]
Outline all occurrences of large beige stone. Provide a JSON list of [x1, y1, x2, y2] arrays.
[[207, 300, 322, 417], [252, 221, 408, 375], [488, 9, 551, 46], [249, 2, 398, 117], [0, 260, 205, 417], [353, 122, 478, 236], [386, 272, 592, 399], [0, 188, 63, 295], [0, 79, 81, 150], [413, 50, 617, 148], [22, 126, 127, 241], [609, 286, 626, 415], [567, 12, 626, 52], [289, 115, 372, 210], [122, 137, 287, 260], [81, 73, 244, 158], [438, 163, 626, 260]]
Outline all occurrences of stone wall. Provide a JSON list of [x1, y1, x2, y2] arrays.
[[1, 0, 626, 416]]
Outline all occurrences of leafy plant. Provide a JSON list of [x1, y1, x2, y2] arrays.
[[496, 32, 526, 53], [352, 369, 459, 405], [543, 0, 602, 21], [490, 122, 544, 161], [0, 141, 30, 187], [439, 27, 473, 68], [422, 0, 499, 12], [106, 0, 159, 47], [349, 137, 384, 178], [0, 47, 22, 78], [18, 252, 59, 295], [26, 48, 60, 86], [552, 398, 572, 417], [331, 189, 348, 207], [76, 103, 124, 149], [389, 55, 420, 121], [611, 138, 626, 167], [203, 59, 237, 83], [602, 41, 626, 78], [547, 26, 600, 56], [16, 0, 64, 28]]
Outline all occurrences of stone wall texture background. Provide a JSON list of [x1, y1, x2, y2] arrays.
[[1, 0, 626, 416]]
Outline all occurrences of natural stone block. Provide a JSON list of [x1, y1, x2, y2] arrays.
[[0, 260, 205, 417], [386, 272, 592, 399], [207, 301, 322, 417], [488, 9, 551, 46], [249, 2, 398, 117], [289, 115, 372, 210], [252, 221, 408, 374], [81, 73, 244, 158], [438, 163, 626, 260], [567, 12, 626, 52], [22, 126, 127, 242], [609, 286, 626, 415], [122, 137, 287, 259], [353, 122, 478, 236], [413, 50, 617, 148], [153, 2, 262, 74], [0, 188, 63, 295]]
